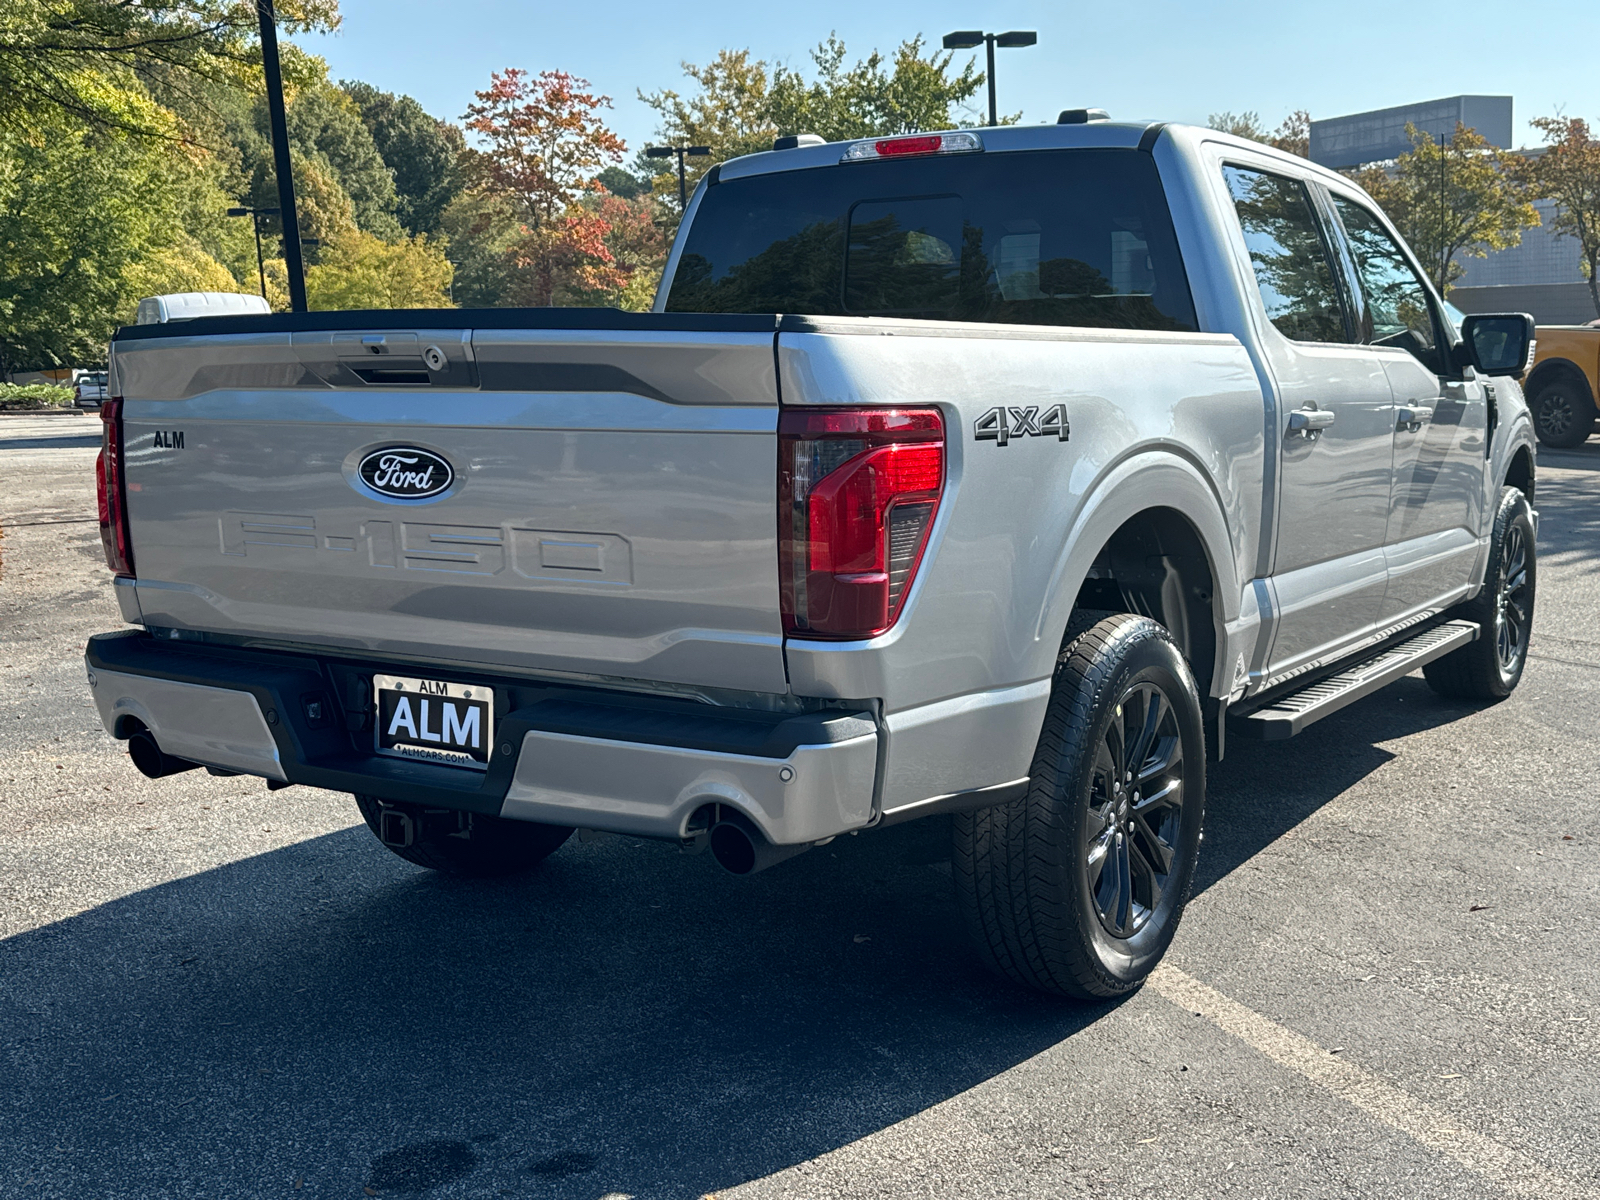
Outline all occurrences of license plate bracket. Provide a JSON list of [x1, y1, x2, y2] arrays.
[[373, 674, 493, 771]]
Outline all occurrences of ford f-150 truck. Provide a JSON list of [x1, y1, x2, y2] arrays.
[[86, 119, 1540, 999]]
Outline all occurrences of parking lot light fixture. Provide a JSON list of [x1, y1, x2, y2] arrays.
[[226, 205, 281, 300], [943, 29, 1037, 127], [646, 144, 713, 210]]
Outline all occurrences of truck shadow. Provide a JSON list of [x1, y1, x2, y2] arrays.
[[1, 677, 1488, 1199], [1530, 443, 1600, 573]]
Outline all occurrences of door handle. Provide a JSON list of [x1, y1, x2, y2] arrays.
[[1287, 407, 1336, 438], [1396, 405, 1433, 433]]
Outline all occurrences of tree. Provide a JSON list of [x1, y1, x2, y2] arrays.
[[639, 36, 987, 211], [1517, 116, 1600, 317], [0, 0, 339, 140], [1352, 123, 1538, 295], [304, 229, 452, 309], [343, 80, 464, 236], [462, 69, 626, 305], [637, 48, 779, 196], [276, 81, 401, 238], [1208, 109, 1311, 157], [0, 108, 245, 375], [765, 34, 985, 144]]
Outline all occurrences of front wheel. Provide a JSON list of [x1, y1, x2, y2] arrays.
[[355, 795, 573, 877], [1423, 486, 1536, 701], [953, 613, 1207, 999]]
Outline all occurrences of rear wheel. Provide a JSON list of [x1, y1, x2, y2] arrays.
[[355, 795, 572, 877], [953, 613, 1206, 999], [1422, 486, 1536, 701], [1531, 378, 1596, 449]]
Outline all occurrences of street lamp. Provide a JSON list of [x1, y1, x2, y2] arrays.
[[226, 205, 280, 300], [942, 30, 1037, 127], [646, 144, 712, 210]]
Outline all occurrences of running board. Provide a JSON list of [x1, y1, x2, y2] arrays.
[[1233, 620, 1480, 740]]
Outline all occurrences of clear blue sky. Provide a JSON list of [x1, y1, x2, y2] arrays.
[[300, 0, 1600, 156]]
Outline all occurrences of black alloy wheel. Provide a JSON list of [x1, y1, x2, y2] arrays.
[[954, 612, 1206, 999], [1423, 485, 1537, 701], [1494, 520, 1532, 676], [1086, 682, 1185, 939], [1533, 381, 1595, 449]]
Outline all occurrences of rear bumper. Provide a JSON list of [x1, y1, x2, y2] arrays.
[[84, 632, 877, 845]]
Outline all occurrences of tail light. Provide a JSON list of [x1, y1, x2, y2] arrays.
[[97, 397, 134, 577], [779, 407, 944, 639]]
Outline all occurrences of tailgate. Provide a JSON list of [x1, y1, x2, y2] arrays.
[[109, 317, 787, 693]]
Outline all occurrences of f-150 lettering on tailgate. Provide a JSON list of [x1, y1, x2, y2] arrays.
[[217, 511, 630, 584]]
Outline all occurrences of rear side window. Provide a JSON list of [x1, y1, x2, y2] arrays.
[[1222, 165, 1347, 344], [666, 149, 1197, 332]]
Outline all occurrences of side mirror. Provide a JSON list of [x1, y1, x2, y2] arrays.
[[1459, 312, 1536, 377]]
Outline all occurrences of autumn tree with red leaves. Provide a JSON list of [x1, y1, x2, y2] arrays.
[[463, 69, 631, 305]]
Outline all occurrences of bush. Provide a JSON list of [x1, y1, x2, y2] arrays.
[[0, 383, 75, 411]]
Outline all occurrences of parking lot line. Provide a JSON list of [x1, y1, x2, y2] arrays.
[[1150, 962, 1595, 1199]]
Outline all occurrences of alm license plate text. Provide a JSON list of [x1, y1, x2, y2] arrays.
[[374, 674, 492, 770]]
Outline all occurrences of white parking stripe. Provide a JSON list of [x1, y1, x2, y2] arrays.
[[1149, 964, 1595, 1199]]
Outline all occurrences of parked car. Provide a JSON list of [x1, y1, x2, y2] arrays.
[[73, 370, 108, 409], [1525, 324, 1600, 447], [135, 291, 271, 324], [85, 119, 1538, 998]]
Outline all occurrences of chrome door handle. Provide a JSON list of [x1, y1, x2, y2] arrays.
[[1396, 405, 1433, 432], [1287, 408, 1336, 438]]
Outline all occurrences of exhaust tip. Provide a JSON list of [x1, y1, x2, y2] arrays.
[[706, 809, 814, 876], [127, 730, 200, 779], [709, 821, 759, 875]]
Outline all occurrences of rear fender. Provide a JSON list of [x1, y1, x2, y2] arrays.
[[1036, 450, 1245, 699]]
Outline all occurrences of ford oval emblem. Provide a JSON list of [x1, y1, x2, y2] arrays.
[[358, 446, 454, 499]]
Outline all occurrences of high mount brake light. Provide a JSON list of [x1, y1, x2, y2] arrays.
[[96, 397, 134, 577], [779, 408, 945, 640], [840, 131, 984, 162]]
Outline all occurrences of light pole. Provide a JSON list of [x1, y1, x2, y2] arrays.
[[226, 204, 279, 299], [942, 30, 1037, 127], [646, 144, 712, 210], [255, 0, 307, 312]]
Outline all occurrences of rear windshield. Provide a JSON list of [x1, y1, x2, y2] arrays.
[[665, 148, 1197, 332]]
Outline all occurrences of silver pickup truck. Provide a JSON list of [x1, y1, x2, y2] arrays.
[[86, 120, 1539, 998]]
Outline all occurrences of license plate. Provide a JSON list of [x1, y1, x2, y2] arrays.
[[373, 674, 493, 770]]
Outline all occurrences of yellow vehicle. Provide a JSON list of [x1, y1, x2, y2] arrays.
[[1526, 325, 1600, 448]]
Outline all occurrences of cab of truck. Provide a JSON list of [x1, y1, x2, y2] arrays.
[[1526, 324, 1600, 448]]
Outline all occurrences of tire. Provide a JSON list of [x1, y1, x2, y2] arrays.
[[355, 795, 572, 877], [1531, 377, 1596, 449], [1422, 486, 1536, 701], [953, 613, 1207, 999]]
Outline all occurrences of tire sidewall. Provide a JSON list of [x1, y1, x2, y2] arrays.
[[1534, 382, 1594, 448], [1486, 490, 1537, 695], [1056, 623, 1207, 991]]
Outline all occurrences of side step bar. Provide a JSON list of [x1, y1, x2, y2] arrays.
[[1233, 620, 1480, 741]]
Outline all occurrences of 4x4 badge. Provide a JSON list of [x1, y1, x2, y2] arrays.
[[974, 404, 1070, 446]]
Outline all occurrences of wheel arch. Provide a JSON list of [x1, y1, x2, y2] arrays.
[[1037, 451, 1240, 700], [1526, 355, 1594, 405], [1504, 440, 1535, 507]]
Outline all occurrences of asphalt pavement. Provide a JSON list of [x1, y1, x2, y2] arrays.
[[1, 409, 1596, 1200]]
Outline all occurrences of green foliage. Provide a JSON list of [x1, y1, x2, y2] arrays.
[[1516, 117, 1600, 317], [1207, 110, 1311, 157], [305, 229, 452, 309], [639, 35, 988, 211], [0, 383, 73, 409], [1352, 123, 1538, 295], [0, 0, 340, 140], [342, 81, 464, 236], [765, 34, 985, 143], [0, 107, 247, 375], [596, 166, 650, 200], [264, 81, 401, 239]]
